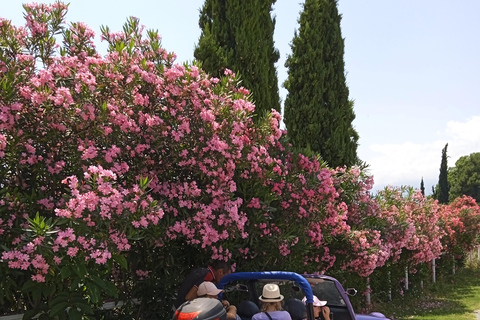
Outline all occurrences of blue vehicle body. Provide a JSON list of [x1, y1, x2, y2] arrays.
[[217, 271, 390, 320]]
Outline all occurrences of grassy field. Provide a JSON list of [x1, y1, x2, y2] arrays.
[[373, 263, 480, 320]]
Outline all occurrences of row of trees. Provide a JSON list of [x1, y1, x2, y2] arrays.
[[0, 4, 479, 318], [194, 0, 358, 168]]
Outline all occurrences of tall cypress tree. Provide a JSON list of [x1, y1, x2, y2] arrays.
[[194, 0, 281, 118], [420, 177, 425, 196], [283, 0, 358, 168], [438, 143, 450, 204]]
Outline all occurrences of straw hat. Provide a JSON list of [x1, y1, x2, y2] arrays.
[[259, 283, 284, 302]]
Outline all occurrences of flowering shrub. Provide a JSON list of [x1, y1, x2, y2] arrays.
[[0, 3, 273, 317], [437, 195, 480, 257], [374, 186, 444, 267], [2, 3, 480, 319], [332, 165, 389, 277]]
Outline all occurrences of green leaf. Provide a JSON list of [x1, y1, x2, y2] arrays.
[[89, 275, 104, 286], [21, 279, 38, 292], [70, 278, 81, 291], [38, 313, 50, 320], [112, 253, 128, 270], [55, 218, 69, 226], [139, 175, 150, 190], [101, 101, 108, 112], [49, 293, 69, 307], [32, 286, 42, 302], [49, 301, 69, 317], [116, 41, 125, 53], [61, 266, 72, 280], [68, 307, 82, 320], [74, 302, 94, 315], [70, 292, 84, 301], [87, 284, 100, 304], [90, 275, 118, 298], [72, 263, 87, 278], [42, 283, 56, 297], [104, 281, 118, 299], [22, 310, 38, 320]]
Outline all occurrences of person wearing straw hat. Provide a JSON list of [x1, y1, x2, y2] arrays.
[[252, 283, 292, 320], [302, 295, 331, 320]]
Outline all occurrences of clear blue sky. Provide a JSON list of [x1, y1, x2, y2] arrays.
[[3, 0, 480, 194]]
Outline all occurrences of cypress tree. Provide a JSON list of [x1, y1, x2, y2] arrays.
[[194, 0, 281, 118], [420, 177, 425, 196], [438, 143, 450, 204], [283, 0, 358, 168]]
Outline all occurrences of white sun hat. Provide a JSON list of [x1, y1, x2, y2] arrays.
[[259, 283, 284, 302], [197, 281, 223, 296], [302, 295, 327, 307]]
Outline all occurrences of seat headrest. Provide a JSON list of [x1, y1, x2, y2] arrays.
[[237, 300, 260, 318], [284, 298, 306, 320]]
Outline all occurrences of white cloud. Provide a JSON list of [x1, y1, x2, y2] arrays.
[[445, 116, 480, 147], [364, 116, 480, 193]]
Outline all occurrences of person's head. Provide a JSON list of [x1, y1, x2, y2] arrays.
[[302, 295, 327, 318], [210, 261, 232, 283], [197, 281, 223, 299], [259, 283, 284, 312]]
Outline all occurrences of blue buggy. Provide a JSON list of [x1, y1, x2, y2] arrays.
[[173, 271, 391, 320]]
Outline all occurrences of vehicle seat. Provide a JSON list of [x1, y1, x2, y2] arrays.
[[237, 300, 260, 320], [284, 298, 306, 320]]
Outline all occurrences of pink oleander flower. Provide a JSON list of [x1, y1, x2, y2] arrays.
[[31, 274, 46, 283], [67, 247, 79, 257]]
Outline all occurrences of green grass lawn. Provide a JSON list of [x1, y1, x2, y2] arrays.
[[373, 265, 480, 320]]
